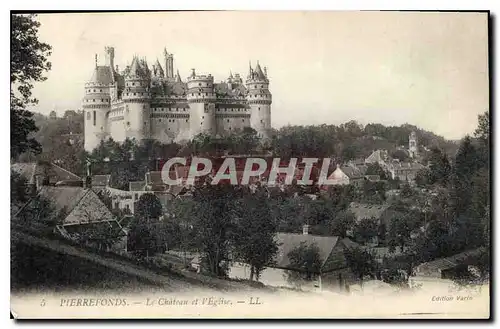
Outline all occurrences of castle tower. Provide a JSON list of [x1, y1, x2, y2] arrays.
[[164, 48, 174, 79], [409, 131, 418, 158], [83, 54, 112, 151], [122, 56, 151, 141], [186, 68, 216, 138], [246, 61, 272, 139], [104, 46, 115, 73]]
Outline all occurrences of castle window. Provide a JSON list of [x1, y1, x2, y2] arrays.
[[260, 120, 263, 123], [93, 111, 96, 126], [159, 119, 161, 122], [93, 89, 96, 92], [199, 83, 201, 86], [242, 119, 244, 122], [258, 107, 260, 111], [93, 99, 95, 102], [132, 82, 135, 86], [134, 93, 136, 96], [100, 89, 103, 92], [101, 99, 104, 102], [186, 119, 188, 122], [198, 93, 201, 96], [227, 119, 230, 123]]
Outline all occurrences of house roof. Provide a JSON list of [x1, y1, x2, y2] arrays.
[[11, 162, 82, 185], [340, 166, 363, 179], [348, 202, 390, 222], [129, 181, 146, 191], [414, 248, 486, 278], [145, 171, 162, 185], [274, 233, 357, 272], [365, 150, 388, 164], [389, 162, 425, 171]]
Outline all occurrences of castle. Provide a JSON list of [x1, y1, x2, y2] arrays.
[[83, 47, 272, 151]]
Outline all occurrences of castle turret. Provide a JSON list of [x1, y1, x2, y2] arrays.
[[83, 54, 113, 151], [186, 68, 216, 138], [153, 58, 165, 78], [104, 46, 115, 75], [246, 61, 272, 139], [164, 48, 174, 79], [122, 56, 151, 141]]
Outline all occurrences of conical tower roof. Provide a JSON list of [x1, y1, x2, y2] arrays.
[[154, 58, 165, 77], [253, 62, 267, 80], [126, 56, 146, 79]]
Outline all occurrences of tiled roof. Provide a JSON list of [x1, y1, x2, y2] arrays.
[[11, 162, 82, 185], [340, 166, 363, 179], [38, 186, 89, 215], [365, 150, 388, 164], [273, 233, 355, 273]]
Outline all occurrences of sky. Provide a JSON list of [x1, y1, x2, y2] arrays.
[[30, 11, 489, 140]]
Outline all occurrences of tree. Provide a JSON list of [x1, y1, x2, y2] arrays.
[[343, 246, 378, 286], [286, 242, 322, 286], [191, 184, 237, 277], [232, 188, 278, 281], [136, 193, 163, 221], [127, 219, 164, 259], [391, 149, 409, 162], [11, 14, 52, 159], [330, 210, 355, 238], [428, 147, 451, 186], [365, 163, 388, 180], [352, 218, 379, 245]]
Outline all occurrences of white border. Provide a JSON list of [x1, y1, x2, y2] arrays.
[[1, 1, 497, 328]]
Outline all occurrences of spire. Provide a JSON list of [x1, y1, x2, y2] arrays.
[[95, 54, 98, 68], [175, 69, 182, 82], [154, 58, 164, 77], [254, 61, 266, 80], [229, 70, 233, 79]]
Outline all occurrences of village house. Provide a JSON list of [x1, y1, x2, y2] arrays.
[[410, 248, 488, 292], [386, 161, 425, 183], [228, 225, 359, 292], [11, 161, 83, 194], [16, 186, 127, 253]]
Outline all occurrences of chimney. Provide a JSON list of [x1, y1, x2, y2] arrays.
[[303, 224, 310, 235]]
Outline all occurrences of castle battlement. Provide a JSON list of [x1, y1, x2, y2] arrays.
[[83, 46, 272, 152]]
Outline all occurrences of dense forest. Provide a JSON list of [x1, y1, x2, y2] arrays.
[[14, 110, 460, 179]]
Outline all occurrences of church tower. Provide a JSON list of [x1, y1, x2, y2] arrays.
[[409, 131, 418, 158], [122, 56, 151, 141], [246, 61, 272, 139], [83, 54, 112, 151], [186, 68, 216, 138]]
